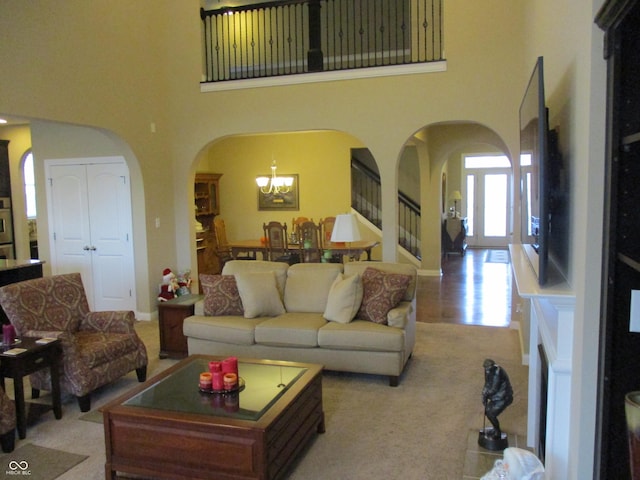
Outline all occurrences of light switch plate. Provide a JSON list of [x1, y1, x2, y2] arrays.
[[630, 290, 640, 333]]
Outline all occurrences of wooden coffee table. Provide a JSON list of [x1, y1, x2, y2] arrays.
[[102, 355, 324, 480]]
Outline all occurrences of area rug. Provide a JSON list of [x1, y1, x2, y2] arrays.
[[79, 410, 103, 424], [11, 322, 527, 479], [287, 322, 528, 480], [486, 249, 510, 264], [0, 443, 87, 480]]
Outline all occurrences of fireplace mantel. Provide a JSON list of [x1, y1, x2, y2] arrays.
[[509, 244, 575, 479]]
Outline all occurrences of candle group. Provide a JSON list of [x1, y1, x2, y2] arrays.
[[204, 357, 239, 391]]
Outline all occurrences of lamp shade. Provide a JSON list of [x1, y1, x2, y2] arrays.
[[331, 214, 361, 243], [449, 190, 462, 201]]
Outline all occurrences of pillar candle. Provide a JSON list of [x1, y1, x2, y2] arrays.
[[209, 361, 222, 374], [223, 373, 238, 390], [222, 357, 238, 376], [199, 372, 212, 391], [2, 324, 15, 345], [211, 371, 225, 391]]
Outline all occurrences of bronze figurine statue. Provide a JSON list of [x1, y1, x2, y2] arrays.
[[479, 358, 513, 450]]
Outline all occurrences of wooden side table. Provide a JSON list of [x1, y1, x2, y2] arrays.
[[158, 294, 204, 359], [0, 337, 62, 439]]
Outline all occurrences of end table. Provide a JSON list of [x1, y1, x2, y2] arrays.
[[0, 337, 62, 439], [158, 294, 204, 359]]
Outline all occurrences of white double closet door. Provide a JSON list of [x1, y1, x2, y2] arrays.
[[46, 157, 136, 312]]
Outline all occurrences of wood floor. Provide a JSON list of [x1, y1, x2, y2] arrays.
[[415, 248, 512, 327]]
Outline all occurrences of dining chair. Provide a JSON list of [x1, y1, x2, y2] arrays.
[[292, 216, 310, 228], [320, 216, 336, 248], [213, 217, 254, 263], [263, 221, 299, 264], [212, 217, 233, 266], [291, 217, 310, 244], [296, 220, 323, 263]]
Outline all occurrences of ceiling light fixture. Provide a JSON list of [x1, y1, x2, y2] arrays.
[[256, 159, 294, 195]]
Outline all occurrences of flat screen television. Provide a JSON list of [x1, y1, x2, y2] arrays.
[[519, 56, 550, 285], [519, 56, 569, 286]]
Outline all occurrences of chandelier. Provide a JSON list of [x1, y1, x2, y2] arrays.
[[256, 160, 294, 194]]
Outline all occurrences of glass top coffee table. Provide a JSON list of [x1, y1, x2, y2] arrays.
[[103, 355, 324, 480]]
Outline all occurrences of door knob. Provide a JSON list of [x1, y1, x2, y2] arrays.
[[83, 246, 91, 251]]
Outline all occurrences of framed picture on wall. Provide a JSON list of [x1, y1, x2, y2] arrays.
[[257, 174, 299, 211]]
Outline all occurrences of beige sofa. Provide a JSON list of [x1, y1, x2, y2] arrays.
[[183, 260, 417, 386]]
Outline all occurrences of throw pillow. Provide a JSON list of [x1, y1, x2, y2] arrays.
[[356, 267, 411, 324], [200, 274, 244, 316], [234, 271, 286, 318], [323, 273, 363, 324]]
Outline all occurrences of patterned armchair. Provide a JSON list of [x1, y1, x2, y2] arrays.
[[0, 386, 15, 452], [0, 273, 148, 412]]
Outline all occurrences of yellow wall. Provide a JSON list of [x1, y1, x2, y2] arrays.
[[197, 131, 363, 240]]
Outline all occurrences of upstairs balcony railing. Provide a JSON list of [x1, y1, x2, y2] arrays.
[[201, 0, 444, 83]]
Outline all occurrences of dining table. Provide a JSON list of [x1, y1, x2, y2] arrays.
[[227, 239, 380, 262]]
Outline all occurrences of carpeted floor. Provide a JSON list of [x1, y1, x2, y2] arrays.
[[287, 322, 528, 480], [2, 320, 527, 480]]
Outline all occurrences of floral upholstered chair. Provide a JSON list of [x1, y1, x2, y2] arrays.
[[0, 386, 15, 452], [0, 273, 148, 412]]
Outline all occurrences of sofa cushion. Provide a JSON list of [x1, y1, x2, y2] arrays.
[[235, 271, 286, 318], [318, 320, 405, 352], [356, 267, 411, 324], [200, 274, 244, 316], [254, 313, 327, 347], [284, 263, 342, 313], [323, 273, 363, 324], [345, 262, 416, 302], [222, 260, 288, 297], [183, 315, 264, 345]]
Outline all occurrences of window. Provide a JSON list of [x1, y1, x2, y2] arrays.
[[23, 151, 36, 218]]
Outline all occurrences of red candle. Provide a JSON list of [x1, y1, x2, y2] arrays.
[[199, 372, 212, 390], [211, 371, 224, 391], [223, 373, 238, 390], [222, 357, 238, 376], [209, 361, 222, 373]]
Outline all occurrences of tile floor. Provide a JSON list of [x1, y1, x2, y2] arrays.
[[462, 430, 529, 478]]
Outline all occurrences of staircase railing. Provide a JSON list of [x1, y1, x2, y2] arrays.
[[201, 0, 444, 83], [351, 157, 421, 259]]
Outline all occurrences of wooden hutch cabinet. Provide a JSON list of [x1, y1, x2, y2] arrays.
[[195, 173, 222, 283], [596, 1, 640, 478]]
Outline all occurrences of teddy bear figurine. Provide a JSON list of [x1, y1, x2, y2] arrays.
[[175, 269, 192, 297], [157, 268, 178, 302]]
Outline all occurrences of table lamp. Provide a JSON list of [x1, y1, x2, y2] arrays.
[[449, 190, 462, 217], [331, 214, 361, 261]]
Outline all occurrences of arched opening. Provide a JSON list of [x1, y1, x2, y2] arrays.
[[399, 121, 514, 274], [191, 130, 385, 284]]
